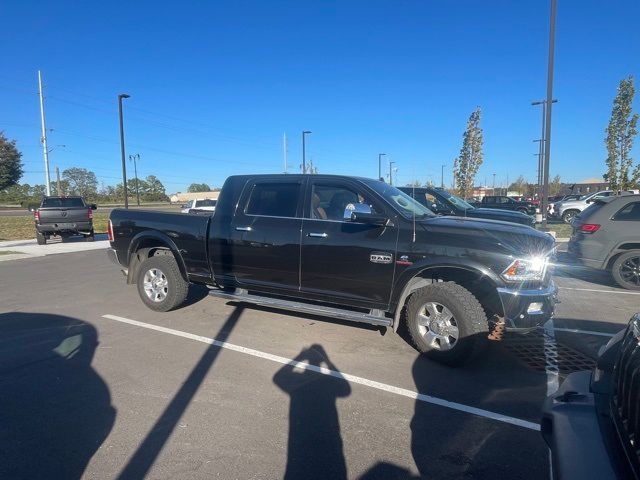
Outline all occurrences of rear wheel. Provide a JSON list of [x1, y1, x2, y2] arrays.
[[85, 230, 95, 242], [36, 231, 46, 245], [562, 209, 579, 223], [136, 255, 189, 311], [612, 251, 640, 291], [405, 282, 488, 366]]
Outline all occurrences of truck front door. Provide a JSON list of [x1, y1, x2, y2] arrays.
[[230, 179, 303, 292], [300, 179, 398, 310]]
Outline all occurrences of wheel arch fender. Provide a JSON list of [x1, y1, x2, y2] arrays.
[[127, 230, 188, 284], [390, 258, 503, 332]]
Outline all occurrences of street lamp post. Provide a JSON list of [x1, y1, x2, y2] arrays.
[[441, 164, 446, 188], [492, 173, 496, 195], [301, 130, 311, 173], [378, 153, 386, 181], [118, 93, 131, 208], [389, 161, 396, 186], [129, 153, 141, 206]]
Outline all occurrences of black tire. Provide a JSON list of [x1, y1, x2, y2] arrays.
[[562, 209, 579, 224], [136, 255, 189, 312], [611, 251, 640, 291], [85, 230, 95, 242], [36, 231, 46, 245], [405, 282, 488, 366], [60, 235, 67, 243]]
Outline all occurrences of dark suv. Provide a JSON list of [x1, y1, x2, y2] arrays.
[[568, 195, 640, 290]]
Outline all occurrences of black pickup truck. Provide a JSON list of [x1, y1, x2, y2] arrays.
[[34, 196, 97, 244], [108, 175, 557, 365], [398, 186, 535, 226], [470, 195, 537, 215]]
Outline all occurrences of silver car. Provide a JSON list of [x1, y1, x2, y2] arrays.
[[556, 190, 616, 223], [568, 194, 640, 290]]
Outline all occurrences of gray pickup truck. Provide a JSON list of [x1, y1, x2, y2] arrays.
[[33, 196, 96, 244]]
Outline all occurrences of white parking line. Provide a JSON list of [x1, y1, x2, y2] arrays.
[[558, 286, 640, 296], [553, 327, 616, 338], [102, 314, 540, 432]]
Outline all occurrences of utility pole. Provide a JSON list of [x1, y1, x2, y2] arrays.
[[389, 161, 396, 186], [129, 153, 141, 206], [441, 164, 446, 188], [118, 93, 130, 208], [283, 132, 288, 173], [37, 71, 51, 196], [492, 173, 496, 195], [541, 0, 558, 228], [301, 130, 311, 174], [56, 167, 61, 196], [378, 153, 386, 181]]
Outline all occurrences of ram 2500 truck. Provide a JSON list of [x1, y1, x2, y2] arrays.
[[108, 175, 557, 366]]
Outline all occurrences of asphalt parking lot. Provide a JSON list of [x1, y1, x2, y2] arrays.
[[1, 249, 637, 479]]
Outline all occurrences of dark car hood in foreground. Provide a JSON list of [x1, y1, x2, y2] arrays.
[[418, 215, 554, 260], [464, 207, 534, 225]]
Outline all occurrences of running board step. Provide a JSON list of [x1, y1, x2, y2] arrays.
[[209, 288, 392, 327]]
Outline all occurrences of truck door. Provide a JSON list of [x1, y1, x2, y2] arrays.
[[300, 179, 398, 310], [230, 179, 303, 292]]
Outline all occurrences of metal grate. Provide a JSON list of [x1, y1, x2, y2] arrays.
[[499, 330, 596, 375]]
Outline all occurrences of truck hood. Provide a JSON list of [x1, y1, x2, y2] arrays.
[[417, 215, 555, 259], [466, 207, 532, 221]]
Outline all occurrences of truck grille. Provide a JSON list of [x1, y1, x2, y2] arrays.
[[611, 314, 640, 478]]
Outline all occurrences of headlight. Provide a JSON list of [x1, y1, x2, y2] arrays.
[[501, 256, 548, 282]]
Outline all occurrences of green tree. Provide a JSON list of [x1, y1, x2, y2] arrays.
[[453, 108, 483, 197], [0, 132, 23, 191], [550, 175, 562, 196], [62, 167, 98, 198], [604, 76, 639, 190], [187, 183, 211, 193], [508, 175, 529, 195], [144, 175, 168, 201]]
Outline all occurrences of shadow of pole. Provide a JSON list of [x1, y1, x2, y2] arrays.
[[273, 344, 351, 480], [117, 307, 244, 479]]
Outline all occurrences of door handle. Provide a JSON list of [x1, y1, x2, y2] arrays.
[[308, 232, 328, 238], [235, 226, 252, 232]]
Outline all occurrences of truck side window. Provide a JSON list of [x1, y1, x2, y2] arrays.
[[311, 184, 378, 221], [245, 182, 300, 218]]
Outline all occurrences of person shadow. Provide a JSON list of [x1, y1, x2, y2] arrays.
[[273, 344, 351, 480], [0, 312, 116, 479]]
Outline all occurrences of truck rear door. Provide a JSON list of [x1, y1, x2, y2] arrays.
[[38, 197, 90, 225], [229, 178, 304, 292]]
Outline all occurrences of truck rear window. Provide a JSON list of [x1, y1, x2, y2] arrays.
[[245, 183, 299, 217], [41, 197, 85, 208]]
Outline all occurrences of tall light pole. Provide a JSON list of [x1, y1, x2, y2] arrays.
[[389, 161, 396, 186], [441, 164, 446, 188], [532, 99, 557, 199], [301, 130, 311, 173], [37, 71, 51, 196], [118, 93, 130, 208], [492, 173, 496, 195], [541, 0, 558, 228], [129, 153, 141, 206], [378, 153, 386, 181]]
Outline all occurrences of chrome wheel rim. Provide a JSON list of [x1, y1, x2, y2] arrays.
[[619, 256, 640, 287], [416, 302, 459, 351], [143, 268, 169, 302], [563, 212, 575, 223]]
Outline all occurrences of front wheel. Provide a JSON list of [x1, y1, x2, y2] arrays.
[[405, 282, 488, 366], [612, 251, 640, 291], [136, 255, 189, 311], [562, 209, 579, 223]]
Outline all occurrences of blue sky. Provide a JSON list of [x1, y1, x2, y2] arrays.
[[1, 0, 639, 193]]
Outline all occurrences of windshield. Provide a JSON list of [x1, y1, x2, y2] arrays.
[[41, 197, 85, 208], [195, 199, 217, 207], [438, 190, 475, 210], [364, 181, 435, 219]]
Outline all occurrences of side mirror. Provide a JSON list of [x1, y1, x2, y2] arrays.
[[90, 204, 97, 210], [586, 198, 593, 204], [343, 204, 388, 226]]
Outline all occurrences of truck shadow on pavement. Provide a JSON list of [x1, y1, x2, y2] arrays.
[[0, 312, 116, 480]]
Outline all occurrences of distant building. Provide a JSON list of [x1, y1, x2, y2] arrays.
[[562, 178, 609, 195], [170, 191, 220, 204]]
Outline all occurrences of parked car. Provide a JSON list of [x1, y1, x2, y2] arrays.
[[553, 190, 636, 223], [541, 313, 640, 479], [33, 196, 96, 245], [180, 198, 217, 214], [398, 186, 535, 226], [107, 174, 557, 366], [567, 195, 640, 290], [471, 195, 537, 215]]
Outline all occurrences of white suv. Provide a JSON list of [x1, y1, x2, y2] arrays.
[[556, 190, 633, 223]]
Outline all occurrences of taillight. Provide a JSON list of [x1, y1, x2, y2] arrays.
[[88, 208, 93, 220], [107, 220, 114, 242], [34, 210, 40, 222], [580, 223, 601, 233]]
